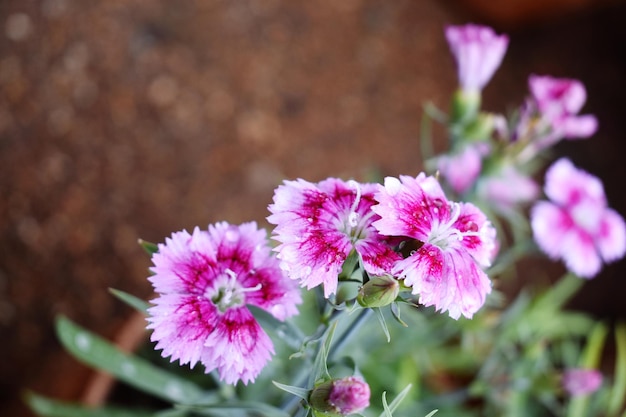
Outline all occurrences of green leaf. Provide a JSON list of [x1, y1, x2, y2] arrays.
[[424, 411, 439, 417], [109, 288, 150, 315], [311, 321, 337, 384], [56, 315, 206, 404], [25, 392, 155, 417], [378, 384, 412, 417], [178, 401, 290, 417], [138, 239, 159, 255], [608, 323, 626, 416], [374, 307, 391, 343], [272, 381, 310, 400]]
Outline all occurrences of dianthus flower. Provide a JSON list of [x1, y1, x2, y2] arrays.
[[531, 158, 626, 278], [529, 75, 598, 141], [146, 222, 301, 385], [445, 24, 509, 93], [267, 178, 401, 298], [372, 174, 497, 319]]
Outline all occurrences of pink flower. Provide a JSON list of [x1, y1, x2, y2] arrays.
[[529, 75, 598, 140], [531, 158, 626, 278], [267, 178, 401, 298], [476, 165, 539, 213], [146, 222, 301, 385], [437, 144, 487, 194], [309, 376, 371, 416], [372, 174, 497, 319], [445, 24, 509, 92], [562, 368, 603, 396]]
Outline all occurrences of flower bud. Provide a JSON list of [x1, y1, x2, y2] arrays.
[[451, 89, 481, 126], [309, 376, 370, 416], [562, 368, 603, 396], [357, 275, 400, 308]]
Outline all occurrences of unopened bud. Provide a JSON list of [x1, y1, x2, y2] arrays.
[[357, 275, 400, 308], [451, 89, 481, 126], [309, 376, 370, 416], [562, 368, 603, 396]]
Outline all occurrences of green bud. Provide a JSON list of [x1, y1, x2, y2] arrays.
[[357, 275, 400, 308], [451, 89, 481, 126]]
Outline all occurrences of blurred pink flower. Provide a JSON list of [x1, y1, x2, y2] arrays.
[[476, 165, 539, 213], [445, 24, 509, 92], [268, 178, 401, 298], [531, 158, 626, 278], [372, 174, 496, 319], [529, 75, 598, 140], [562, 368, 603, 396], [437, 144, 487, 194], [146, 222, 301, 385]]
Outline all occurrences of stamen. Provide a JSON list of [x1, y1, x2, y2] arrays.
[[348, 180, 362, 228]]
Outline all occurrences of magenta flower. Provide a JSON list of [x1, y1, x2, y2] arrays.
[[268, 178, 401, 298], [531, 158, 626, 278], [562, 368, 603, 396], [146, 222, 301, 385], [529, 75, 598, 140], [372, 174, 497, 319], [445, 24, 509, 92], [437, 144, 487, 194]]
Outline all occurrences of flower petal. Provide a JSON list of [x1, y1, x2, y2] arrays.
[[202, 307, 274, 385]]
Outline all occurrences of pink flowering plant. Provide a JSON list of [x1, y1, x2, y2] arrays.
[[27, 23, 626, 417]]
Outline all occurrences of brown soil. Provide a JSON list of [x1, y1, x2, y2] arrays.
[[1, 1, 625, 416]]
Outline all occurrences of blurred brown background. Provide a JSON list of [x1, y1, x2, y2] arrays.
[[1, 0, 626, 416]]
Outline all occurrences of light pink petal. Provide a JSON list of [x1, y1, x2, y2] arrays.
[[443, 248, 492, 319], [531, 201, 571, 260], [356, 239, 402, 276], [202, 307, 274, 385], [454, 202, 497, 267], [561, 228, 602, 278], [147, 294, 218, 369], [529, 75, 587, 116], [445, 24, 508, 91], [149, 228, 218, 294], [544, 158, 606, 207], [597, 208, 626, 263], [561, 114, 598, 139], [372, 174, 449, 241]]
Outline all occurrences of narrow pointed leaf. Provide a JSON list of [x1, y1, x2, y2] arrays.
[[25, 392, 154, 417], [55, 315, 205, 404], [138, 239, 159, 255], [272, 381, 310, 400], [109, 288, 150, 315], [378, 384, 412, 417], [374, 307, 391, 343], [608, 323, 626, 416]]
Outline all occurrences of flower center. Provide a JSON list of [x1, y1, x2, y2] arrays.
[[209, 269, 262, 313], [427, 202, 482, 250], [339, 180, 376, 243]]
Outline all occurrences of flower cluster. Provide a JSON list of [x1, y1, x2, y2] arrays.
[[31, 22, 626, 417]]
